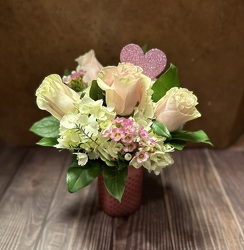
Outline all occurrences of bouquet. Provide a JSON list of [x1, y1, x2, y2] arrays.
[[30, 44, 211, 202]]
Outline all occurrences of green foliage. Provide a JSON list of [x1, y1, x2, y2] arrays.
[[151, 121, 212, 149], [67, 156, 128, 201], [152, 64, 180, 102], [167, 140, 186, 150], [36, 137, 58, 147], [63, 69, 71, 76], [141, 44, 148, 54], [30, 116, 59, 138], [66, 160, 102, 192], [102, 166, 128, 202], [151, 121, 172, 139], [89, 80, 104, 101], [69, 155, 82, 168], [170, 130, 212, 146], [70, 79, 84, 92], [100, 156, 117, 167]]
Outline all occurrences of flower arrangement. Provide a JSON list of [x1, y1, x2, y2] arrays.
[[30, 44, 211, 202]]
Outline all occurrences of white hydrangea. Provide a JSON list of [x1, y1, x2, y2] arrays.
[[97, 140, 124, 161], [133, 88, 155, 130], [149, 150, 174, 175], [55, 96, 116, 163], [75, 152, 88, 166]]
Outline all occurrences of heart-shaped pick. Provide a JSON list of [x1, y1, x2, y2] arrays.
[[120, 44, 167, 79]]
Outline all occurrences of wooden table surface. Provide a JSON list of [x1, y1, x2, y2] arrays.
[[0, 141, 243, 250]]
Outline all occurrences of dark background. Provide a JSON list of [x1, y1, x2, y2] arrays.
[[0, 0, 243, 148]]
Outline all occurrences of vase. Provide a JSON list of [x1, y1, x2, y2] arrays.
[[98, 166, 144, 217]]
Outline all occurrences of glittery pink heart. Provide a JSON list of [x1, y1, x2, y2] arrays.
[[120, 44, 167, 79]]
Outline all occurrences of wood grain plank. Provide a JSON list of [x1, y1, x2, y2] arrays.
[[1, 146, 243, 249], [161, 149, 244, 250], [35, 166, 113, 250], [35, 166, 173, 249], [112, 172, 173, 250], [206, 149, 244, 233], [0, 146, 70, 250], [0, 145, 28, 201], [70, 183, 114, 250]]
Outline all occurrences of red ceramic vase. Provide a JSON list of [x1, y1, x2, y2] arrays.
[[98, 166, 144, 217]]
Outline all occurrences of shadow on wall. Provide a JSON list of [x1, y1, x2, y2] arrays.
[[0, 0, 243, 147]]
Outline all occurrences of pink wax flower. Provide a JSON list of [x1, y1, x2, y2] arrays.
[[138, 126, 149, 138], [112, 117, 126, 127], [135, 150, 149, 163], [70, 70, 86, 80], [123, 142, 138, 153], [110, 128, 125, 142], [122, 134, 134, 144]]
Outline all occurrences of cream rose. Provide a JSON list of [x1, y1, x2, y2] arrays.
[[75, 50, 102, 85], [154, 87, 201, 132], [36, 74, 80, 120], [97, 63, 151, 116]]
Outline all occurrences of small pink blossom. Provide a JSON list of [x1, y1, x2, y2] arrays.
[[122, 134, 135, 144], [136, 150, 149, 163], [123, 142, 137, 152], [139, 127, 149, 138], [70, 70, 85, 80], [124, 125, 136, 135], [149, 138, 157, 145], [112, 117, 125, 128], [110, 128, 125, 141], [124, 118, 134, 126]]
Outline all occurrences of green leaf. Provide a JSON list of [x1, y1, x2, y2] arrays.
[[102, 166, 128, 202], [66, 161, 102, 193], [89, 80, 104, 101], [152, 64, 180, 102], [70, 155, 81, 168], [151, 121, 172, 139], [171, 130, 212, 145], [30, 116, 60, 138], [167, 140, 186, 150], [80, 92, 86, 99], [36, 137, 58, 147], [63, 69, 71, 76], [141, 44, 148, 54], [70, 79, 84, 92], [98, 149, 117, 166], [101, 158, 117, 167], [117, 159, 128, 170]]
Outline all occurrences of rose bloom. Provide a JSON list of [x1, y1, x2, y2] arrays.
[[36, 74, 80, 120], [97, 63, 151, 116], [154, 87, 201, 132], [75, 50, 103, 85]]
